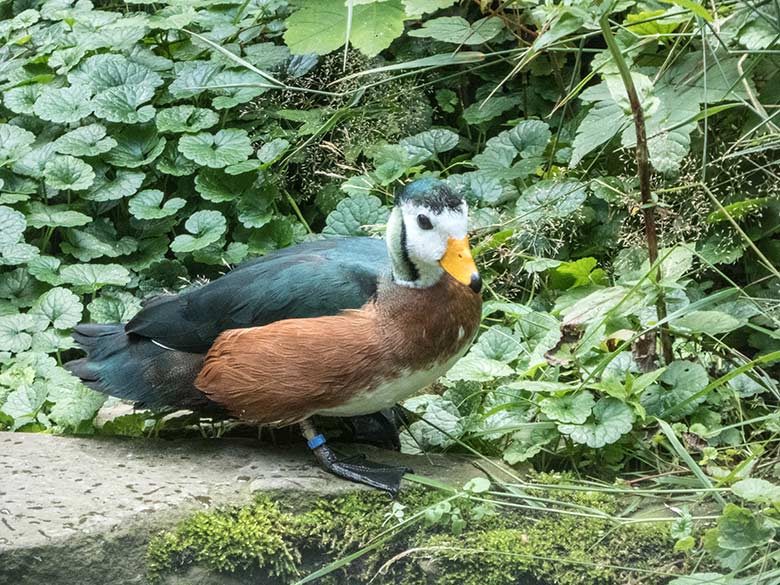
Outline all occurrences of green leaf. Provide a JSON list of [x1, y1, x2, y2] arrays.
[[660, 0, 713, 22], [570, 100, 625, 167], [29, 287, 82, 330], [409, 16, 504, 45], [68, 53, 164, 93], [105, 125, 166, 168], [0, 124, 36, 166], [13, 143, 58, 179], [168, 60, 222, 99], [731, 478, 780, 505], [43, 156, 95, 191], [403, 0, 457, 15], [284, 0, 407, 57], [60, 264, 132, 292], [54, 124, 118, 157], [170, 210, 227, 253], [237, 190, 275, 229], [671, 311, 742, 335], [195, 169, 257, 203], [257, 138, 290, 164], [128, 189, 186, 220], [403, 394, 464, 449], [323, 195, 389, 236], [155, 105, 219, 134], [641, 360, 709, 420], [503, 426, 558, 464], [462, 95, 522, 125], [155, 141, 199, 177], [446, 354, 514, 382], [25, 202, 91, 228], [0, 313, 38, 353], [516, 179, 587, 222], [4, 85, 42, 115], [33, 85, 93, 124], [558, 397, 635, 448], [1, 382, 48, 429], [84, 166, 145, 202], [471, 325, 521, 362], [27, 256, 62, 285], [92, 84, 156, 124], [48, 383, 105, 428], [540, 391, 596, 424], [717, 504, 773, 550], [473, 120, 550, 180], [667, 574, 732, 585], [399, 129, 459, 165], [61, 220, 138, 262], [0, 206, 26, 247], [178, 129, 253, 168], [87, 291, 142, 323]]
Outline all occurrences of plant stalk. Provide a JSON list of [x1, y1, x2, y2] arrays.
[[599, 13, 674, 366]]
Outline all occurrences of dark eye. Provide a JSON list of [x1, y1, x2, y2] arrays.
[[417, 214, 433, 230]]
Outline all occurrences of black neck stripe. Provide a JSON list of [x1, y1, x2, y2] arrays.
[[399, 220, 419, 282]]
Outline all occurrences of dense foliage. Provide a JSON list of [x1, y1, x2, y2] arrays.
[[1, 0, 779, 581]]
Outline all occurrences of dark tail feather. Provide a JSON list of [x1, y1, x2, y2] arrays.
[[67, 324, 225, 414]]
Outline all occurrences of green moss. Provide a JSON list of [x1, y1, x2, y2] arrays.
[[146, 482, 692, 585]]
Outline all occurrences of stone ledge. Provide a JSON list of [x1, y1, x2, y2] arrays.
[[0, 433, 486, 585]]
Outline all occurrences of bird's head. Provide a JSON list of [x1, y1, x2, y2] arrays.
[[386, 178, 481, 294]]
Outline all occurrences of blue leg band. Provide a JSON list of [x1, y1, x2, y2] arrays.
[[307, 434, 326, 450]]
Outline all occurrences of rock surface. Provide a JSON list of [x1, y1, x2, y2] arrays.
[[0, 433, 486, 585]]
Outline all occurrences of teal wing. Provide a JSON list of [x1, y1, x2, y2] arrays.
[[125, 237, 388, 353]]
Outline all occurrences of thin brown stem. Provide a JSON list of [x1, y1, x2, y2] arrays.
[[599, 13, 674, 365]]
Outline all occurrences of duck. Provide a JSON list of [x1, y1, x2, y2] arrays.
[[66, 178, 482, 494]]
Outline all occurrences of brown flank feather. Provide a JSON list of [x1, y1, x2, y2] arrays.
[[194, 274, 481, 426]]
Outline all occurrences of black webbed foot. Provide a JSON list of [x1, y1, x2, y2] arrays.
[[325, 455, 410, 495], [300, 419, 411, 496]]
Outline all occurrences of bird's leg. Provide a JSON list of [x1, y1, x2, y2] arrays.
[[300, 418, 410, 496], [340, 408, 404, 450]]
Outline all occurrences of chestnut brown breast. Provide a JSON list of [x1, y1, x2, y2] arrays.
[[194, 274, 481, 426]]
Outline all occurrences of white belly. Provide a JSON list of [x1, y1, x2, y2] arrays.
[[315, 349, 467, 417]]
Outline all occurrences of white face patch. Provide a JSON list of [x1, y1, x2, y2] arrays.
[[396, 199, 468, 287]]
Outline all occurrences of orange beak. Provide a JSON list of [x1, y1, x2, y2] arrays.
[[440, 237, 482, 293]]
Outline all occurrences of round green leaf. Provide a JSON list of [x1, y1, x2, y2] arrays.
[[155, 141, 199, 176], [0, 124, 36, 166], [92, 84, 156, 124], [516, 179, 587, 222], [178, 129, 253, 168], [60, 263, 132, 292], [68, 53, 163, 93], [156, 105, 219, 134], [128, 189, 186, 220], [400, 129, 460, 165], [539, 391, 595, 424], [170, 210, 227, 253], [322, 194, 389, 236], [0, 313, 37, 353], [195, 169, 256, 202], [25, 202, 92, 229], [29, 287, 83, 330], [0, 205, 26, 247], [33, 85, 94, 124], [558, 397, 634, 448], [87, 291, 142, 323], [54, 124, 118, 157], [105, 125, 166, 168], [84, 166, 145, 202], [640, 360, 709, 420], [4, 85, 42, 115], [43, 156, 95, 191]]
